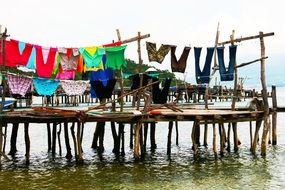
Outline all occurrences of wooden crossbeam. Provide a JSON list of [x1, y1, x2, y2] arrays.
[[218, 32, 274, 45], [121, 33, 150, 44], [235, 57, 268, 69]]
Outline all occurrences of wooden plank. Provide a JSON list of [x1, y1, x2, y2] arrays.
[[235, 57, 268, 68], [218, 32, 274, 45], [121, 33, 150, 44]]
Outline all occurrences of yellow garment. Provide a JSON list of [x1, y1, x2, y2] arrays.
[[83, 62, 104, 72], [85, 46, 98, 56]]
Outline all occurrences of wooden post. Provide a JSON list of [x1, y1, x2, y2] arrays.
[[175, 121, 179, 146], [136, 32, 143, 110], [203, 122, 208, 147], [130, 123, 134, 149], [64, 122, 72, 159], [271, 85, 277, 145], [227, 123, 231, 152], [167, 121, 173, 156], [134, 121, 142, 160], [205, 23, 220, 109], [252, 120, 262, 155], [52, 122, 57, 156], [47, 123, 51, 152], [57, 123, 62, 156], [259, 31, 270, 156], [77, 122, 83, 163], [116, 29, 124, 112], [70, 122, 78, 161], [143, 123, 148, 153], [24, 123, 30, 164], [150, 122, 157, 151], [213, 123, 218, 158]]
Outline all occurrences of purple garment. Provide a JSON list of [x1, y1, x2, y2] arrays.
[[7, 74, 32, 97]]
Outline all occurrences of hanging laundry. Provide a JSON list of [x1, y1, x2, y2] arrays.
[[79, 46, 105, 70], [146, 42, 171, 63], [103, 41, 122, 47], [0, 39, 33, 67], [171, 46, 191, 73], [152, 78, 172, 104], [90, 55, 114, 98], [129, 74, 153, 90], [58, 47, 79, 71], [60, 80, 89, 96], [217, 45, 237, 81], [33, 78, 59, 96], [7, 73, 32, 97], [105, 45, 127, 70], [84, 62, 104, 72], [90, 79, 117, 101], [56, 70, 75, 80], [194, 47, 214, 84], [35, 46, 57, 78], [76, 54, 84, 73]]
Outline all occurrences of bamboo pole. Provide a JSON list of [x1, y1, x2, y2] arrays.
[[116, 29, 124, 112], [259, 31, 270, 156], [271, 85, 277, 145], [235, 57, 268, 69], [205, 23, 220, 109], [218, 32, 274, 45]]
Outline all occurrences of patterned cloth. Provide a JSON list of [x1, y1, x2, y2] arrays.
[[33, 78, 59, 96], [60, 80, 89, 96], [58, 47, 79, 71], [146, 42, 171, 63], [7, 74, 32, 97]]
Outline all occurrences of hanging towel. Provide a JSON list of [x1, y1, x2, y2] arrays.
[[171, 46, 191, 73], [152, 78, 172, 104], [105, 45, 127, 70], [0, 39, 33, 67], [79, 46, 105, 70], [146, 42, 171, 63], [60, 80, 89, 96], [90, 79, 117, 101], [7, 73, 32, 97], [217, 45, 237, 81], [58, 47, 79, 71], [56, 70, 75, 80], [35, 46, 57, 78], [194, 47, 214, 84], [33, 78, 59, 96]]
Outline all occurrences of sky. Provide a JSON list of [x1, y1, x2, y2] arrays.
[[0, 0, 284, 86]]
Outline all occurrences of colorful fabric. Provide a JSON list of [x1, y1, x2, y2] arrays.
[[58, 47, 79, 71], [33, 78, 59, 96], [84, 62, 104, 72], [105, 45, 127, 70], [90, 79, 117, 100], [35, 46, 57, 78], [76, 55, 84, 73], [56, 70, 75, 80], [7, 73, 32, 97], [146, 42, 171, 63], [25, 46, 36, 70], [79, 46, 105, 69], [0, 39, 33, 67], [171, 46, 191, 73], [103, 41, 122, 47], [217, 45, 237, 81], [60, 80, 89, 96], [194, 47, 214, 84]]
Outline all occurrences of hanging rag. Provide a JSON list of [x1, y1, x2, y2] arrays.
[[35, 46, 57, 78], [152, 78, 172, 104], [0, 39, 33, 67], [105, 45, 127, 70], [146, 42, 171, 63], [7, 73, 32, 97], [90, 79, 117, 101], [79, 46, 105, 70], [217, 45, 237, 81], [129, 74, 153, 90], [58, 47, 79, 71], [33, 78, 59, 96], [56, 70, 75, 80], [60, 80, 89, 96], [194, 47, 214, 84], [171, 46, 191, 73]]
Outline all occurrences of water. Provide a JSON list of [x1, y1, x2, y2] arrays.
[[1, 87, 285, 189]]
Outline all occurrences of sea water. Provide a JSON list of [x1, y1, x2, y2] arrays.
[[0, 87, 285, 190]]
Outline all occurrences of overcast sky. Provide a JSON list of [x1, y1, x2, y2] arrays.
[[0, 0, 284, 84]]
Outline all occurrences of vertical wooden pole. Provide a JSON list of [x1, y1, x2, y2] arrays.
[[205, 23, 220, 109], [47, 123, 51, 152], [271, 85, 277, 145], [130, 123, 134, 149], [24, 123, 30, 164], [150, 122, 157, 151], [249, 121, 253, 149], [116, 29, 124, 112], [77, 122, 83, 162], [143, 123, 148, 152], [134, 121, 142, 160], [52, 122, 57, 156], [136, 32, 142, 110], [203, 122, 208, 147], [64, 122, 72, 159], [8, 123, 19, 156], [252, 120, 262, 155], [227, 123, 231, 152], [231, 30, 238, 110], [167, 121, 173, 156], [259, 31, 270, 156], [175, 121, 179, 146], [213, 123, 218, 158]]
